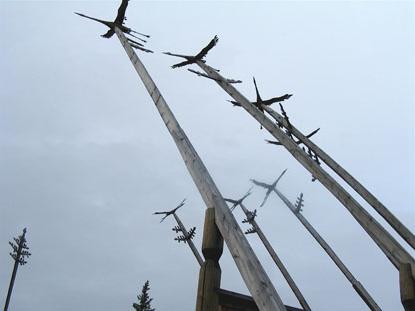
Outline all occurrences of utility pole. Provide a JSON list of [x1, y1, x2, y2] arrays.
[[225, 196, 312, 311], [172, 212, 204, 266], [194, 61, 415, 275], [268, 179, 381, 311], [4, 228, 31, 311], [113, 28, 287, 311]]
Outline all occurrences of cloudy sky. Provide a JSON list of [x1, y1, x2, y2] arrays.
[[1, 1, 414, 310]]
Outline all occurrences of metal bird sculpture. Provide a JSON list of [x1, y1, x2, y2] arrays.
[[250, 169, 287, 207], [265, 128, 320, 146], [229, 77, 292, 112], [163, 36, 218, 69], [75, 0, 152, 53], [224, 187, 253, 211], [153, 198, 186, 223]]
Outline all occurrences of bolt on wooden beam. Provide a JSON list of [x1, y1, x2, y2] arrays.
[[195, 61, 414, 275], [115, 28, 287, 311]]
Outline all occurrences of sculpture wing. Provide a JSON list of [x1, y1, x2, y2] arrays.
[[195, 35, 218, 59], [224, 198, 238, 204], [227, 100, 241, 107], [101, 28, 115, 38], [115, 0, 129, 24], [250, 179, 269, 189], [305, 128, 320, 138], [263, 94, 293, 105], [252, 77, 261, 103], [153, 211, 167, 215], [260, 190, 272, 207], [265, 139, 282, 145], [172, 60, 194, 69]]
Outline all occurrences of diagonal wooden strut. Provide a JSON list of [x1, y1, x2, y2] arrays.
[[114, 28, 287, 311], [238, 202, 312, 311], [272, 186, 381, 311], [195, 61, 415, 274], [173, 213, 204, 266]]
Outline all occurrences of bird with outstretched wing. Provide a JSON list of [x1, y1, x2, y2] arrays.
[[153, 198, 186, 223], [163, 36, 218, 69]]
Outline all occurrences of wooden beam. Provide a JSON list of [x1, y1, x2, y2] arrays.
[[195, 61, 414, 274], [196, 208, 223, 311], [173, 213, 204, 266], [239, 203, 311, 311], [115, 29, 287, 311], [262, 105, 415, 250], [400, 263, 415, 311], [273, 187, 381, 311]]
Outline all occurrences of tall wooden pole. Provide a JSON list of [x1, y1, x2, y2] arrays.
[[195, 61, 415, 274], [173, 213, 204, 266], [262, 105, 415, 250], [114, 28, 287, 311], [238, 203, 312, 311], [4, 228, 30, 311], [272, 187, 381, 311]]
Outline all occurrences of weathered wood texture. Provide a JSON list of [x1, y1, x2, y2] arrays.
[[196, 61, 415, 274], [173, 213, 204, 266], [115, 29, 287, 311], [262, 105, 415, 250], [196, 208, 223, 311], [217, 289, 304, 311], [273, 187, 381, 311], [239, 203, 311, 311], [400, 263, 415, 311]]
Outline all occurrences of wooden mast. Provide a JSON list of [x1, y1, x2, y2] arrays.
[[114, 28, 287, 311], [238, 202, 312, 311]]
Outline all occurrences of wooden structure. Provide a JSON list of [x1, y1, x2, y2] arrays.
[[195, 61, 414, 273], [77, 6, 415, 305], [196, 208, 303, 311], [4, 228, 31, 311]]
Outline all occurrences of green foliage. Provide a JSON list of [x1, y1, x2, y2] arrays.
[[133, 280, 155, 311]]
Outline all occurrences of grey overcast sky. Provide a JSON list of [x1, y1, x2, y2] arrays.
[[0, 1, 414, 310]]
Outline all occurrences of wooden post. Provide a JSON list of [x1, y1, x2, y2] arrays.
[[273, 187, 381, 311], [195, 61, 415, 275], [400, 263, 415, 311], [115, 29, 287, 311], [262, 105, 415, 250], [239, 203, 312, 311], [173, 213, 204, 266], [196, 208, 223, 311], [4, 228, 30, 311]]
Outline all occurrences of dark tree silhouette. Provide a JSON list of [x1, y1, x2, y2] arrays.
[[133, 280, 155, 311]]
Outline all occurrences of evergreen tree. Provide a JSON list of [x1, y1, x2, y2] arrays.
[[133, 280, 155, 311]]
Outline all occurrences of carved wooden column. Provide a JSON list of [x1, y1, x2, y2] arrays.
[[196, 208, 224, 311], [400, 263, 415, 311]]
